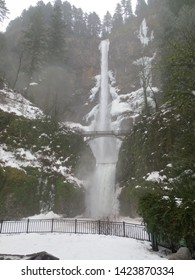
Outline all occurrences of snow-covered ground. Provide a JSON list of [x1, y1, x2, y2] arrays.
[[0, 233, 165, 260], [0, 212, 165, 260]]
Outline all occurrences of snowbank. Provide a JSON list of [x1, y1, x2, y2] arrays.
[[26, 211, 62, 220]]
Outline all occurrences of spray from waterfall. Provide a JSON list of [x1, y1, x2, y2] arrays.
[[86, 40, 121, 219]]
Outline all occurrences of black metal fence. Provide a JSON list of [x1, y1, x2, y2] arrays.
[[0, 219, 150, 241]]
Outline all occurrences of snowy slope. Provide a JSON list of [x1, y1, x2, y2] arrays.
[[0, 87, 86, 218], [0, 87, 42, 170], [0, 143, 83, 187], [0, 87, 43, 119], [0, 145, 41, 170], [0, 87, 83, 187]]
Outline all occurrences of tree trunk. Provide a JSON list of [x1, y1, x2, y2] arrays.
[[13, 51, 24, 90]]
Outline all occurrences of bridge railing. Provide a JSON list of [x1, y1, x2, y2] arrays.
[[82, 130, 130, 137], [0, 219, 150, 241]]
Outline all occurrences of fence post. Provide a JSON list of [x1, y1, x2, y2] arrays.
[[151, 233, 158, 251], [123, 221, 126, 237], [148, 231, 151, 241], [0, 220, 3, 233], [98, 220, 101, 235], [75, 219, 77, 234], [51, 219, 54, 233], [26, 219, 30, 233]]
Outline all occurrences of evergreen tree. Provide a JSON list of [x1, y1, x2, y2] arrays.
[[72, 6, 87, 36], [87, 12, 101, 37], [165, 0, 195, 15], [62, 1, 73, 33], [0, 0, 8, 87], [0, 32, 6, 88], [121, 0, 133, 22], [22, 7, 48, 92], [112, 3, 123, 28], [48, 0, 66, 64], [12, 38, 25, 90], [135, 0, 148, 20], [102, 11, 112, 38], [160, 6, 195, 112], [62, 1, 73, 32], [0, 0, 8, 22], [44, 2, 53, 24], [36, 1, 53, 27]]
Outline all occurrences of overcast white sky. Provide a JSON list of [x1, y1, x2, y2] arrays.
[[1, 0, 138, 31]]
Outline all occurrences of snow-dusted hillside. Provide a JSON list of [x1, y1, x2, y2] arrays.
[[0, 87, 89, 219], [0, 88, 83, 185], [0, 87, 43, 119]]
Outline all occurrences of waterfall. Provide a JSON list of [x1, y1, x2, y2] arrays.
[[86, 40, 121, 219]]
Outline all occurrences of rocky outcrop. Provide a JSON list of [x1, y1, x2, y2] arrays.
[[0, 251, 59, 260], [168, 247, 192, 260]]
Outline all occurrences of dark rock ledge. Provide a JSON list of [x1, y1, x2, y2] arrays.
[[0, 251, 59, 260]]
